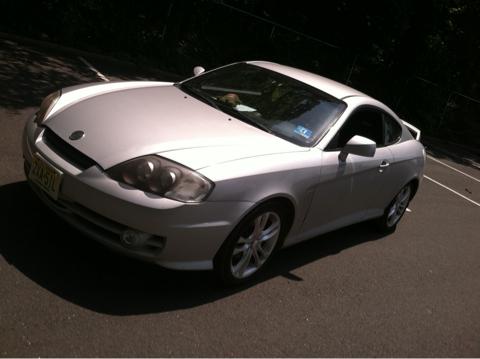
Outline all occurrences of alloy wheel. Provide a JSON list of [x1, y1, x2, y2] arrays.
[[386, 185, 411, 227], [230, 211, 281, 279]]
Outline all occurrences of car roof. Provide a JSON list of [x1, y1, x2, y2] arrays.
[[247, 61, 368, 100]]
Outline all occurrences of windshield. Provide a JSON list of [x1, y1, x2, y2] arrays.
[[180, 63, 347, 146]]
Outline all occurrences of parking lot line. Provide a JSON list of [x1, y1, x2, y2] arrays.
[[78, 56, 110, 82], [427, 155, 480, 183], [424, 175, 480, 207]]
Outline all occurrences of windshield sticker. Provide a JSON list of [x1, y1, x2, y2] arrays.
[[294, 125, 313, 139], [235, 104, 257, 112]]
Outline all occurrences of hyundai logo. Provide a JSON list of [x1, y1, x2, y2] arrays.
[[69, 130, 85, 141]]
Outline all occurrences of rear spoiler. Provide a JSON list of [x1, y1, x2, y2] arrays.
[[402, 120, 421, 140]]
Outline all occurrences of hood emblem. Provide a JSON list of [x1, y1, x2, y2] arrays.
[[69, 130, 85, 141]]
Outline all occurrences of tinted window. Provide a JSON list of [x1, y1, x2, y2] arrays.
[[383, 113, 402, 145], [326, 108, 383, 150]]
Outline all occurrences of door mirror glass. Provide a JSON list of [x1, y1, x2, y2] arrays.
[[193, 66, 205, 76], [339, 135, 376, 161]]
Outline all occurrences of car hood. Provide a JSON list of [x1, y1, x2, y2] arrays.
[[45, 83, 306, 170]]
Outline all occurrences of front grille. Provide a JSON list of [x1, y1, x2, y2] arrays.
[[42, 127, 98, 170]]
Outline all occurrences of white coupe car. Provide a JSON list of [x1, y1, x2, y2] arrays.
[[23, 61, 425, 284]]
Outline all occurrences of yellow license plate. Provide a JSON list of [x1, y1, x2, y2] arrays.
[[29, 153, 63, 199]]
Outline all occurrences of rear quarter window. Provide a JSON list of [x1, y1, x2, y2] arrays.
[[383, 113, 402, 145]]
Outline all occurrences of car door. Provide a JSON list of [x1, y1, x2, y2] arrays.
[[377, 111, 410, 201], [301, 106, 395, 237]]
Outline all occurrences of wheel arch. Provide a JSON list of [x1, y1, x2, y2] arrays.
[[407, 177, 420, 199], [213, 194, 296, 259], [256, 195, 296, 241]]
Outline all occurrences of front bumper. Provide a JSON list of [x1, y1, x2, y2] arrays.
[[23, 117, 253, 270]]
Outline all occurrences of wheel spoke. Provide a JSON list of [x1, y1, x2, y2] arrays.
[[233, 248, 252, 277], [398, 190, 410, 203], [256, 243, 269, 258], [259, 226, 279, 242], [237, 234, 253, 244], [233, 243, 249, 256], [262, 219, 280, 236], [253, 214, 269, 238], [388, 204, 397, 218], [252, 247, 262, 267], [259, 213, 269, 229], [252, 217, 263, 238]]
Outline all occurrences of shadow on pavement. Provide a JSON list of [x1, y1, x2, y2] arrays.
[[423, 137, 480, 170], [0, 37, 182, 113], [83, 54, 183, 83], [0, 181, 390, 315], [0, 38, 95, 111]]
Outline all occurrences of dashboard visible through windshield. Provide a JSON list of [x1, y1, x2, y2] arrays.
[[179, 63, 347, 147]]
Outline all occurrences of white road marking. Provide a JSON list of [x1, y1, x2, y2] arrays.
[[424, 175, 480, 207], [427, 155, 480, 183], [78, 56, 110, 82]]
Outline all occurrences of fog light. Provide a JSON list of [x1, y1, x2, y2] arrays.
[[120, 229, 151, 248], [146, 236, 166, 252]]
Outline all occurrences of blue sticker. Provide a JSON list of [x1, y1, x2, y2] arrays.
[[294, 125, 313, 139]]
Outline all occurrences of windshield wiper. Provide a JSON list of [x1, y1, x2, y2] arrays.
[[225, 108, 272, 134]]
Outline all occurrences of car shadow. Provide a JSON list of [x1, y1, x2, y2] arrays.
[[0, 181, 389, 315]]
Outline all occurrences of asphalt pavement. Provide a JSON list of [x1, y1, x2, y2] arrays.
[[0, 37, 479, 357]]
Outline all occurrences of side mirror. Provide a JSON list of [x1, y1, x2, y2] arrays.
[[339, 135, 376, 161], [193, 66, 205, 76]]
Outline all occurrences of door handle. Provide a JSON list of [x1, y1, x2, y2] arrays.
[[378, 160, 390, 173]]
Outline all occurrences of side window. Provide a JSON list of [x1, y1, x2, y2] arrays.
[[383, 113, 402, 146], [326, 108, 384, 150]]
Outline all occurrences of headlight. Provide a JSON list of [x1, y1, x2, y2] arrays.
[[106, 155, 214, 203], [34, 90, 61, 125]]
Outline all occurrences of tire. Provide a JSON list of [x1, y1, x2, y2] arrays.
[[375, 183, 412, 233], [214, 202, 288, 286]]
